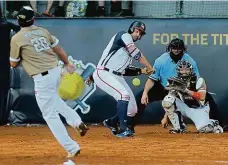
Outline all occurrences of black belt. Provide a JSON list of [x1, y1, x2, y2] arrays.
[[41, 71, 48, 76], [104, 67, 122, 76]]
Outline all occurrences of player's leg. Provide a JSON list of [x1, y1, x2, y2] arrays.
[[53, 67, 88, 136], [93, 70, 133, 137], [162, 95, 186, 133], [34, 67, 82, 159], [117, 76, 137, 133], [93, 71, 120, 135], [184, 105, 223, 133], [54, 95, 89, 136]]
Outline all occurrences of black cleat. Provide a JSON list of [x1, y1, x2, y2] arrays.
[[169, 128, 187, 134], [76, 122, 89, 136], [103, 119, 119, 135], [128, 126, 135, 133]]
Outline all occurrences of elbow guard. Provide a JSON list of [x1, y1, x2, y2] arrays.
[[123, 66, 142, 76]]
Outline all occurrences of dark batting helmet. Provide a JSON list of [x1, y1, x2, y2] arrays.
[[128, 21, 146, 35], [17, 6, 35, 27]]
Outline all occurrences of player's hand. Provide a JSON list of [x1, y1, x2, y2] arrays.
[[85, 75, 94, 86], [141, 92, 149, 105], [141, 67, 155, 75], [161, 116, 169, 128], [65, 63, 75, 74], [147, 67, 155, 74], [141, 67, 149, 74]]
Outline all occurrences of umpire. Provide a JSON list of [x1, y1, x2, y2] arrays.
[[132, 38, 225, 132], [0, 6, 20, 124]]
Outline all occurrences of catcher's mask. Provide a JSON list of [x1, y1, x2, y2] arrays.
[[177, 60, 193, 81], [17, 6, 35, 27], [166, 38, 186, 54], [128, 21, 146, 40]]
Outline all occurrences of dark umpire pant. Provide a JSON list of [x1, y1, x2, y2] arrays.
[[133, 81, 223, 127], [0, 60, 10, 125]]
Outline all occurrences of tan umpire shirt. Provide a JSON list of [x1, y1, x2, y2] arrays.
[[10, 25, 59, 76]]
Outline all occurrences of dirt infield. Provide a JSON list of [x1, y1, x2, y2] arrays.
[[0, 125, 228, 165]]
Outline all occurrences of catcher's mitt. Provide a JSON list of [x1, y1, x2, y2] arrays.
[[166, 76, 187, 93]]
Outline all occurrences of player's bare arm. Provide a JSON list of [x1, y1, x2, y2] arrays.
[[138, 54, 155, 74], [10, 37, 21, 68], [125, 43, 154, 74], [141, 79, 155, 105], [53, 45, 75, 73], [161, 113, 169, 128], [184, 78, 207, 101]]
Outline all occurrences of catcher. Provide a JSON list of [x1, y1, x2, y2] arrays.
[[162, 60, 223, 133]]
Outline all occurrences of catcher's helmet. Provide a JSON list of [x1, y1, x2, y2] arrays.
[[177, 60, 193, 81], [17, 6, 35, 27], [167, 38, 186, 52], [128, 21, 146, 35]]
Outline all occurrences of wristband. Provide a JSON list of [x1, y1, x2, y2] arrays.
[[192, 92, 201, 100]]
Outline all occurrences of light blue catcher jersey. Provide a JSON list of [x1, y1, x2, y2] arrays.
[[149, 53, 200, 87]]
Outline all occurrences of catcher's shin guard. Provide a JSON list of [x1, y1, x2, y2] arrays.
[[162, 95, 183, 130]]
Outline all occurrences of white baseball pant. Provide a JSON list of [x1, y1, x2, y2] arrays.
[[33, 66, 82, 154], [175, 98, 211, 130], [93, 68, 137, 117]]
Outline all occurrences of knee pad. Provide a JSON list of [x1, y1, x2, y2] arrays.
[[162, 95, 176, 111]]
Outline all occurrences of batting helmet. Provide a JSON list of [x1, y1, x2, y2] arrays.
[[17, 6, 35, 27], [177, 60, 193, 81], [167, 38, 186, 52], [128, 21, 146, 35]]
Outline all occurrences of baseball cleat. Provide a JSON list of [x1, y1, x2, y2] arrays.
[[115, 128, 134, 138], [63, 159, 75, 165], [128, 125, 135, 133], [66, 150, 81, 159], [103, 119, 119, 135], [211, 120, 224, 133], [76, 122, 89, 136], [169, 128, 187, 134]]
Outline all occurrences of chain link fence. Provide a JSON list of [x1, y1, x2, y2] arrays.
[[1, 1, 228, 18], [133, 1, 228, 18]]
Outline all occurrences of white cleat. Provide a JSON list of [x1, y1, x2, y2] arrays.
[[63, 159, 75, 165], [63, 149, 80, 165], [67, 150, 81, 159]]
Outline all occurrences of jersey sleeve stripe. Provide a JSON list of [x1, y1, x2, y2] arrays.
[[10, 57, 20, 62], [148, 75, 158, 81], [51, 39, 59, 47]]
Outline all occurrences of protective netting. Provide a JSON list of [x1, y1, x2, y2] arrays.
[[182, 1, 228, 18], [133, 1, 228, 18], [133, 1, 179, 18]]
